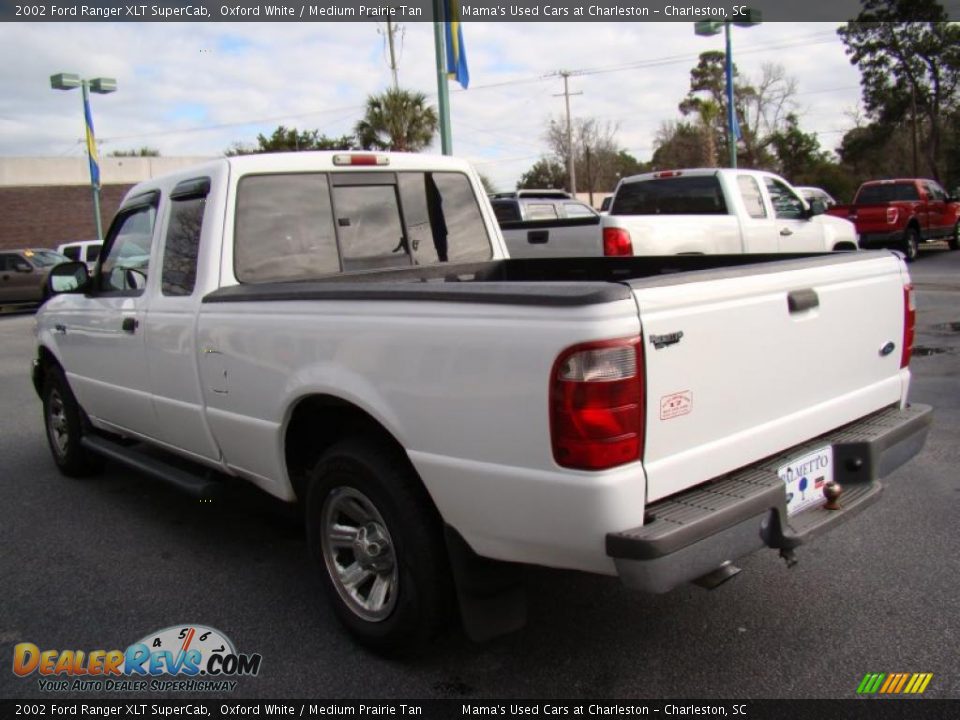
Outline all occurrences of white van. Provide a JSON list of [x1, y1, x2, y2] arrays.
[[56, 240, 102, 272]]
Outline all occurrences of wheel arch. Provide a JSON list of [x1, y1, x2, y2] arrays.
[[283, 394, 429, 509]]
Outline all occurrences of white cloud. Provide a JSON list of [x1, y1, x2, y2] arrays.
[[2, 20, 863, 190]]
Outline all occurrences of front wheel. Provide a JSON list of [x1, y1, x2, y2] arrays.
[[949, 221, 959, 251], [902, 227, 920, 262], [305, 438, 454, 653], [41, 366, 103, 477]]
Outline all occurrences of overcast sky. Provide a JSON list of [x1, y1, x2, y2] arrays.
[[2, 21, 865, 190]]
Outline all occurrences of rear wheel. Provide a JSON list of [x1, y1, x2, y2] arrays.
[[902, 227, 920, 262], [949, 221, 959, 251], [305, 438, 453, 653], [41, 365, 103, 477]]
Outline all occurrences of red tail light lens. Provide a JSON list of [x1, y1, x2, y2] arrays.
[[550, 338, 644, 470], [603, 227, 634, 256], [886, 207, 900, 225], [901, 283, 915, 368]]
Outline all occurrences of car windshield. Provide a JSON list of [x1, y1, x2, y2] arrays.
[[25, 250, 70, 267]]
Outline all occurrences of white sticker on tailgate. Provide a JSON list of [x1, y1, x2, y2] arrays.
[[778, 446, 834, 516]]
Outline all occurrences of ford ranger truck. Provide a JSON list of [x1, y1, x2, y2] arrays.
[[33, 152, 932, 652], [602, 168, 859, 257], [826, 178, 960, 261]]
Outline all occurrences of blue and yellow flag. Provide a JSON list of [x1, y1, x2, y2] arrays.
[[84, 96, 100, 188], [444, 1, 469, 89]]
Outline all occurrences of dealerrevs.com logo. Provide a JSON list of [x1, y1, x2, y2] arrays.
[[12, 625, 262, 693]]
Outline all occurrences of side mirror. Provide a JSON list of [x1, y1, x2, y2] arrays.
[[47, 262, 91, 295]]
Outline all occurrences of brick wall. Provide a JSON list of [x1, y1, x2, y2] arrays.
[[0, 184, 134, 251]]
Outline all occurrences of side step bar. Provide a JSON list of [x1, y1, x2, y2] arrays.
[[81, 435, 222, 499]]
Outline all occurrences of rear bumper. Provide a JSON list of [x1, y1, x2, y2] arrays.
[[607, 403, 933, 593]]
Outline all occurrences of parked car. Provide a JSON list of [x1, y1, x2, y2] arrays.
[[795, 186, 838, 208], [490, 190, 603, 257], [57, 240, 102, 273], [0, 248, 69, 306], [826, 178, 960, 261], [35, 152, 930, 652], [602, 169, 859, 256]]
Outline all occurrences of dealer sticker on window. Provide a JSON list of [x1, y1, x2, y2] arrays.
[[777, 446, 834, 516]]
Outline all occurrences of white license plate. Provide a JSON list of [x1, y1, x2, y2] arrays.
[[777, 446, 834, 516]]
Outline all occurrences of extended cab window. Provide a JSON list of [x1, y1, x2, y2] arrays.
[[764, 178, 804, 220], [98, 201, 157, 294], [333, 182, 410, 271], [235, 174, 339, 283], [612, 176, 727, 215], [162, 183, 208, 296]]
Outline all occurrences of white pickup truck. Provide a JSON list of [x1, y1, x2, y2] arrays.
[[602, 168, 860, 256], [34, 152, 930, 652]]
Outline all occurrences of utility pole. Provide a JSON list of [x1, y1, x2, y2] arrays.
[[554, 71, 582, 195], [382, 20, 400, 89]]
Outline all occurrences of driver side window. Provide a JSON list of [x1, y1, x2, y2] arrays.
[[98, 203, 158, 294]]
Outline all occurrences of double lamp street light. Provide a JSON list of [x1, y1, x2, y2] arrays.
[[50, 72, 117, 242]]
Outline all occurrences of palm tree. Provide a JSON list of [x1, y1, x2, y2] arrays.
[[696, 100, 721, 168], [354, 88, 439, 152]]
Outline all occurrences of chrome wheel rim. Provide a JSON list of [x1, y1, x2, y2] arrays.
[[320, 487, 398, 622], [47, 389, 69, 459]]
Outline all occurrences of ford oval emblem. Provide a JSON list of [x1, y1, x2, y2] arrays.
[[879, 341, 896, 357]]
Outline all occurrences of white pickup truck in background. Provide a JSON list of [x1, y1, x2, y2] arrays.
[[490, 189, 604, 257], [601, 168, 860, 257], [34, 152, 930, 652]]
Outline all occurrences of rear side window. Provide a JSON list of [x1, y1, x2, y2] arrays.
[[235, 174, 339, 283], [86, 245, 101, 263], [612, 176, 728, 215], [162, 196, 206, 296], [856, 183, 920, 203], [61, 246, 80, 261]]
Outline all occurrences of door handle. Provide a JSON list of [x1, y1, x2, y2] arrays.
[[54, 324, 67, 335], [788, 289, 819, 313], [121, 317, 139, 333], [780, 227, 794, 236]]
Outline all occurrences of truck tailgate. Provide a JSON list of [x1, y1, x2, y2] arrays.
[[632, 253, 909, 503]]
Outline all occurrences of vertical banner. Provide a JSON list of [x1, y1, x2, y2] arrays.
[[83, 94, 100, 188], [444, 0, 469, 89]]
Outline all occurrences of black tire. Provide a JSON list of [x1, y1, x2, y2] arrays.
[[41, 365, 104, 477], [305, 437, 454, 653], [902, 226, 920, 262], [949, 221, 959, 251]]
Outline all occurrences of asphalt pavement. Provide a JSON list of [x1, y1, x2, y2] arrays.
[[1, 247, 958, 701]]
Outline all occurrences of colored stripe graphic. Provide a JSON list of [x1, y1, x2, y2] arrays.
[[84, 97, 100, 188], [858, 672, 933, 694]]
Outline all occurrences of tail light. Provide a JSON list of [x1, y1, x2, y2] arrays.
[[332, 154, 389, 166], [603, 227, 634, 256], [886, 207, 900, 225], [901, 283, 915, 368], [550, 337, 644, 470]]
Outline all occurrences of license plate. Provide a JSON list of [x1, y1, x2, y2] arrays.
[[777, 446, 834, 516]]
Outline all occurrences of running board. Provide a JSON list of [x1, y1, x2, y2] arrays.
[[81, 435, 222, 499]]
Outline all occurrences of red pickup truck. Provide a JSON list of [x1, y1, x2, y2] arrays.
[[826, 178, 960, 261]]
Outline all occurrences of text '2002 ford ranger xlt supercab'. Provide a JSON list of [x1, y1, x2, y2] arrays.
[[34, 152, 931, 652]]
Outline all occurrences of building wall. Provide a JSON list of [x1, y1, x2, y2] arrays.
[[0, 156, 215, 251]]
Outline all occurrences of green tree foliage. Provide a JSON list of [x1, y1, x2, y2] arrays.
[[838, 0, 960, 182], [769, 114, 827, 180], [225, 126, 354, 156], [354, 88, 438, 152], [650, 121, 703, 170], [108, 147, 160, 157], [517, 157, 568, 190]]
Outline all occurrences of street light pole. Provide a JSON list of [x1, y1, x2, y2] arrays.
[[695, 11, 761, 169], [50, 73, 117, 241]]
